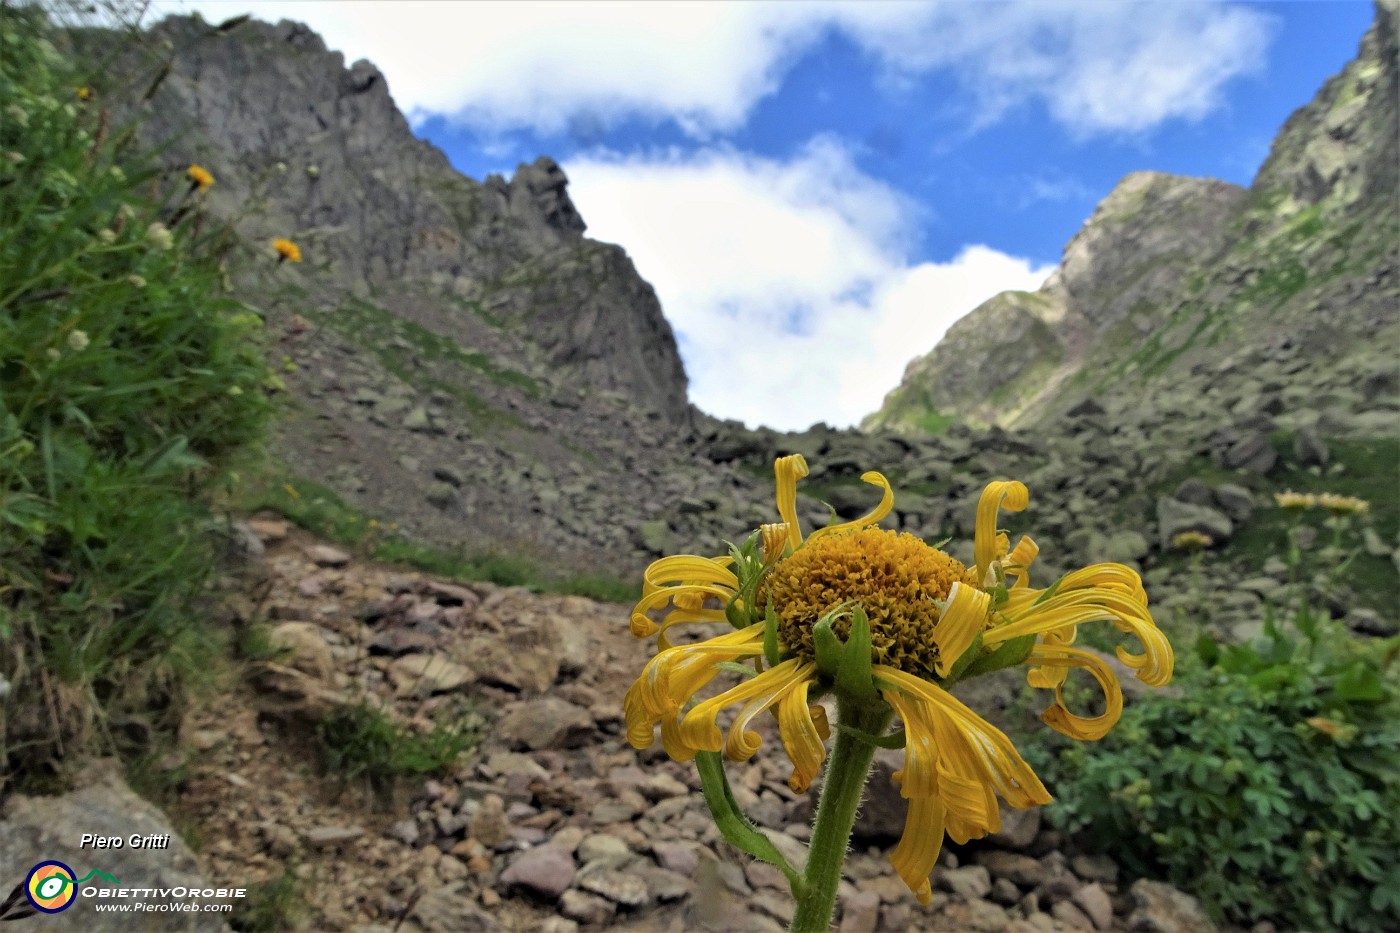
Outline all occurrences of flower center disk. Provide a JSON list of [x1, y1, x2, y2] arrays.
[[762, 527, 978, 680]]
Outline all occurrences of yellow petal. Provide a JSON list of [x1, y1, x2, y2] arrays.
[[974, 481, 1028, 582], [883, 690, 939, 798], [889, 793, 946, 905], [876, 664, 1050, 810], [775, 455, 809, 549], [806, 471, 895, 543], [1028, 644, 1125, 741], [778, 677, 829, 794], [990, 586, 1173, 687], [680, 657, 804, 753], [1005, 535, 1039, 588], [725, 661, 817, 762], [930, 581, 991, 677], [655, 607, 730, 650], [761, 522, 790, 564]]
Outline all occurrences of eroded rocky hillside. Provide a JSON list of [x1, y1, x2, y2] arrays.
[[865, 0, 1398, 437]]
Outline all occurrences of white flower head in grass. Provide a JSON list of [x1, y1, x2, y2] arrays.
[[145, 222, 173, 251], [66, 330, 89, 352]]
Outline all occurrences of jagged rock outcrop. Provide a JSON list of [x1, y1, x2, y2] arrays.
[[865, 1, 1398, 437], [105, 15, 689, 424]]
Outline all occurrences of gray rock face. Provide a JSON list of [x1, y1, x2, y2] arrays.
[[110, 14, 689, 424], [0, 763, 224, 931]]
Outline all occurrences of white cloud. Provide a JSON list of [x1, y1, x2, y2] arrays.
[[838, 2, 1276, 136], [151, 1, 1273, 138], [567, 143, 1055, 431]]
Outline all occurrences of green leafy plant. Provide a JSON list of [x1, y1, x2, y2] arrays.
[[0, 4, 274, 785], [1032, 610, 1400, 932]]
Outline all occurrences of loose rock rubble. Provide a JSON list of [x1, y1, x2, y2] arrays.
[[170, 521, 1230, 932]]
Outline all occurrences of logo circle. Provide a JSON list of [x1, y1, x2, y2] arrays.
[[25, 861, 77, 913]]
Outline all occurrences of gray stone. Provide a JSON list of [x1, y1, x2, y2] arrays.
[[302, 825, 364, 848], [976, 850, 1048, 888], [424, 481, 459, 511], [1128, 879, 1217, 933], [987, 801, 1040, 850], [1293, 426, 1330, 466], [559, 889, 616, 924], [305, 544, 351, 567], [938, 865, 993, 899], [1221, 432, 1278, 473], [1073, 882, 1116, 930], [577, 867, 650, 907], [494, 697, 594, 750], [651, 840, 699, 876], [0, 762, 220, 931], [1212, 484, 1255, 523], [1156, 497, 1233, 550], [498, 845, 576, 901], [838, 888, 881, 933]]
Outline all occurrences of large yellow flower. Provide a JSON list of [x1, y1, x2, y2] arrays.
[[625, 455, 1174, 902]]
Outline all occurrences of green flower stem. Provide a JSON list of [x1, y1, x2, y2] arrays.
[[790, 697, 893, 933]]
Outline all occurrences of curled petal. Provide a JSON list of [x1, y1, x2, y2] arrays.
[[876, 664, 1050, 811], [761, 522, 790, 564], [975, 480, 1028, 582], [775, 455, 809, 549], [776, 675, 828, 793], [807, 471, 895, 543], [1005, 535, 1039, 588], [725, 661, 818, 762], [680, 656, 805, 753], [627, 627, 766, 753], [990, 586, 1173, 688], [931, 581, 991, 677], [1029, 645, 1124, 741], [889, 794, 946, 905], [655, 607, 730, 650], [631, 583, 734, 639]]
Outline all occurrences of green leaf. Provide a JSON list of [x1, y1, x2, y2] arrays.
[[695, 751, 805, 893], [1332, 662, 1386, 703], [958, 632, 1035, 682]]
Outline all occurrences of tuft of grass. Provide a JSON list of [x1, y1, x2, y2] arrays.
[[230, 864, 309, 933], [317, 700, 478, 796]]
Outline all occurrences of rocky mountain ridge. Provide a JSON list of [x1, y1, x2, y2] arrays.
[[864, 0, 1398, 437], [85, 8, 1397, 636]]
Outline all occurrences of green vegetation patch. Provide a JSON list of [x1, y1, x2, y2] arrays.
[[1, 7, 274, 786]]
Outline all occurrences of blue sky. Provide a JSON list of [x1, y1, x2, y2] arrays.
[[153, 1, 1376, 431]]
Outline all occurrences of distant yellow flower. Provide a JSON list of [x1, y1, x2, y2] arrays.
[[283, 484, 300, 499], [273, 238, 302, 264], [626, 455, 1173, 902], [76, 86, 91, 101], [187, 164, 214, 191], [1316, 493, 1368, 516], [1275, 490, 1316, 511], [1172, 530, 1213, 553]]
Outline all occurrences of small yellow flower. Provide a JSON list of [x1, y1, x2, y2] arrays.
[[1305, 716, 1357, 742], [273, 238, 302, 263], [368, 519, 378, 529], [1316, 493, 1368, 516], [626, 455, 1173, 903], [76, 86, 91, 101], [283, 484, 300, 499], [187, 164, 214, 191], [1275, 490, 1316, 511], [1171, 530, 1213, 553]]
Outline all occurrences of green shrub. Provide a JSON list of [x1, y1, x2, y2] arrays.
[[0, 6, 274, 784], [1032, 611, 1400, 932]]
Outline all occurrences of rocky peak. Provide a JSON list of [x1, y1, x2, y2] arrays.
[[1251, 0, 1398, 214], [493, 156, 588, 244]]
